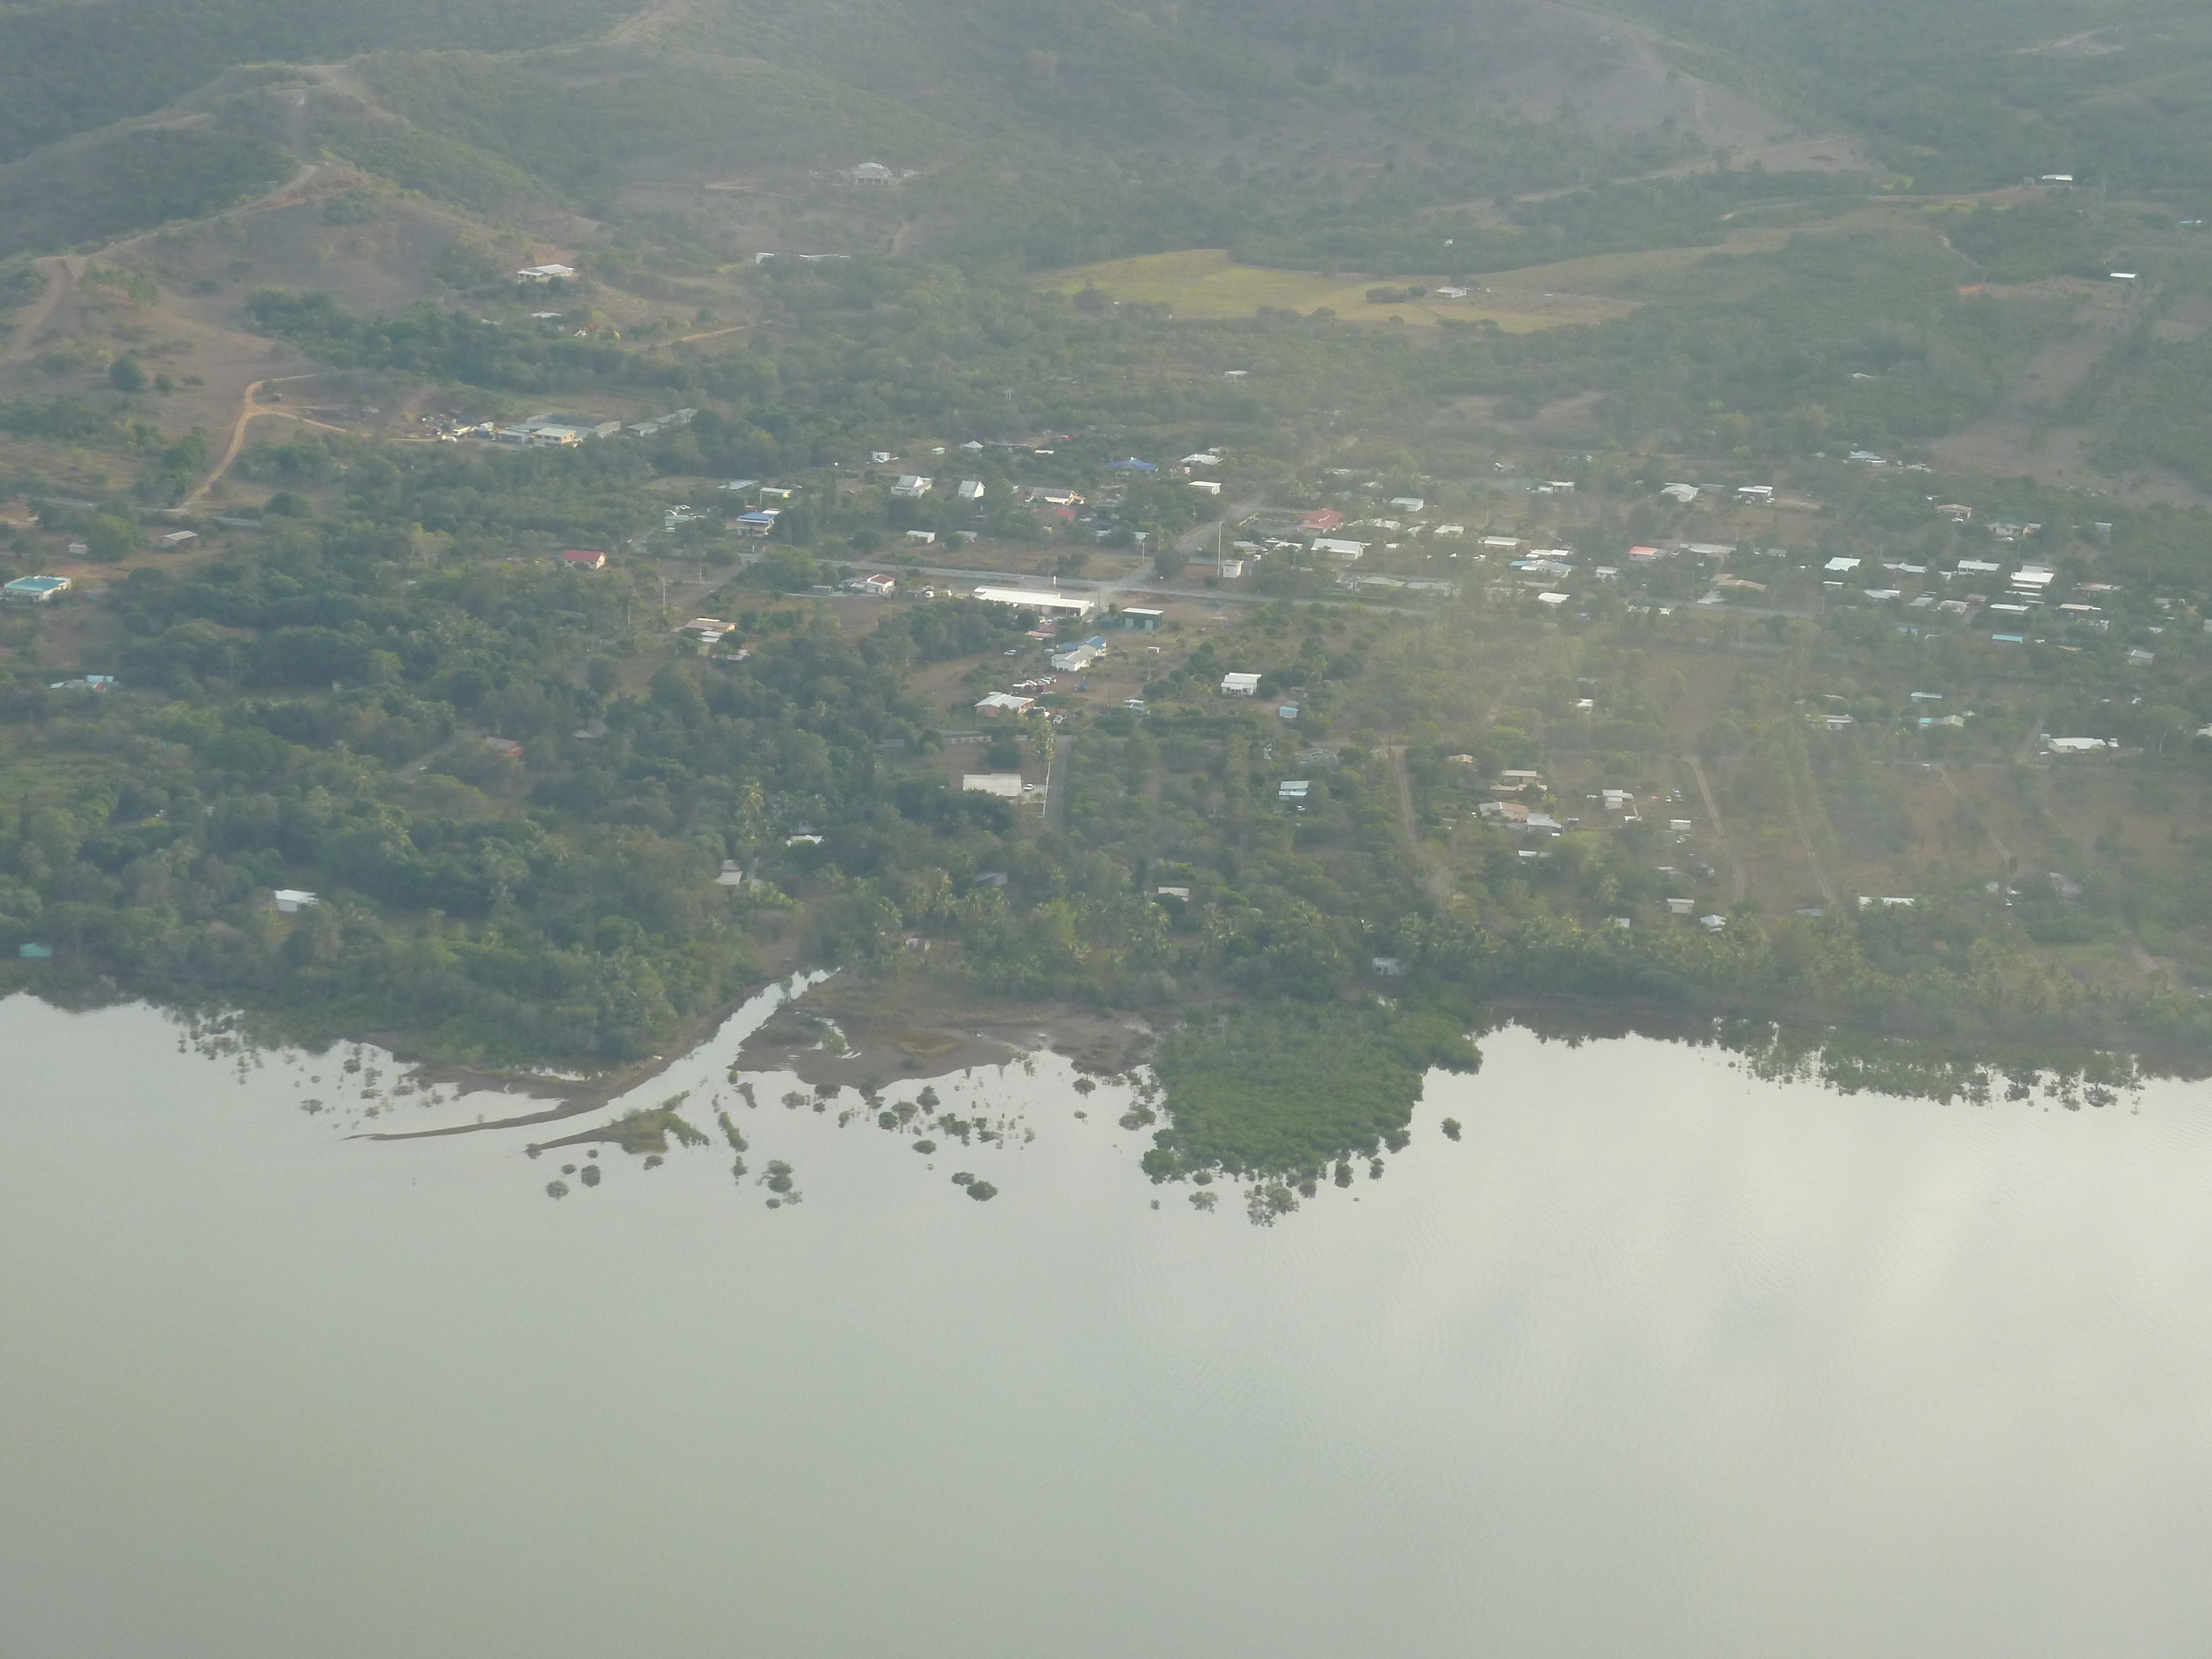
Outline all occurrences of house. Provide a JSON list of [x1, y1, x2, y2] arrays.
[[1181, 452, 1222, 467], [1188, 479, 1222, 495], [961, 774, 1025, 799], [1278, 780, 1310, 801], [973, 586, 1095, 619], [272, 889, 319, 914], [1300, 508, 1345, 534], [1660, 482, 1699, 504], [1106, 457, 1157, 472], [1496, 770, 1544, 791], [559, 547, 606, 568], [159, 529, 199, 548], [1434, 286, 1469, 299], [1823, 556, 1861, 574], [682, 617, 733, 643], [1666, 898, 1696, 916], [845, 161, 895, 185], [717, 478, 762, 493], [1389, 496, 1425, 513], [868, 451, 896, 466], [1051, 643, 1103, 672], [859, 573, 897, 596], [1220, 672, 1262, 696], [1116, 607, 1163, 631], [1736, 485, 1775, 502], [1277, 703, 1300, 720], [905, 530, 937, 545], [516, 264, 575, 282], [1311, 538, 1368, 561], [3, 574, 70, 603], [483, 737, 523, 759], [1480, 536, 1520, 551], [891, 474, 933, 498], [759, 486, 797, 500], [975, 692, 1035, 716], [732, 511, 780, 537], [957, 479, 986, 501], [2045, 737, 2114, 753]]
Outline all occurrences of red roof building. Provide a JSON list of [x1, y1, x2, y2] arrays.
[[1299, 508, 1344, 534], [561, 549, 607, 569]]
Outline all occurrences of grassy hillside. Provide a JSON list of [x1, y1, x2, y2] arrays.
[[0, 124, 293, 260], [1619, 0, 2212, 196], [0, 0, 646, 163]]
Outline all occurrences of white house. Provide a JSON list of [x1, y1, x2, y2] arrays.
[[272, 889, 319, 914], [1311, 538, 1367, 562], [846, 161, 895, 185], [975, 692, 1035, 716], [1220, 672, 1262, 696], [957, 479, 986, 500], [516, 264, 574, 282], [891, 474, 933, 498]]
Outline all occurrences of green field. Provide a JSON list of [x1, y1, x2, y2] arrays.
[[1039, 248, 1642, 331]]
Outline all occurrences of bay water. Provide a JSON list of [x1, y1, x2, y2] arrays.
[[4, 985, 2210, 1657]]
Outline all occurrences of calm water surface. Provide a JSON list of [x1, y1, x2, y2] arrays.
[[4, 987, 2211, 1658]]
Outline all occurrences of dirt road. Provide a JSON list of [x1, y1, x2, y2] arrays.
[[1684, 754, 1746, 903], [187, 374, 339, 504], [0, 256, 76, 367]]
